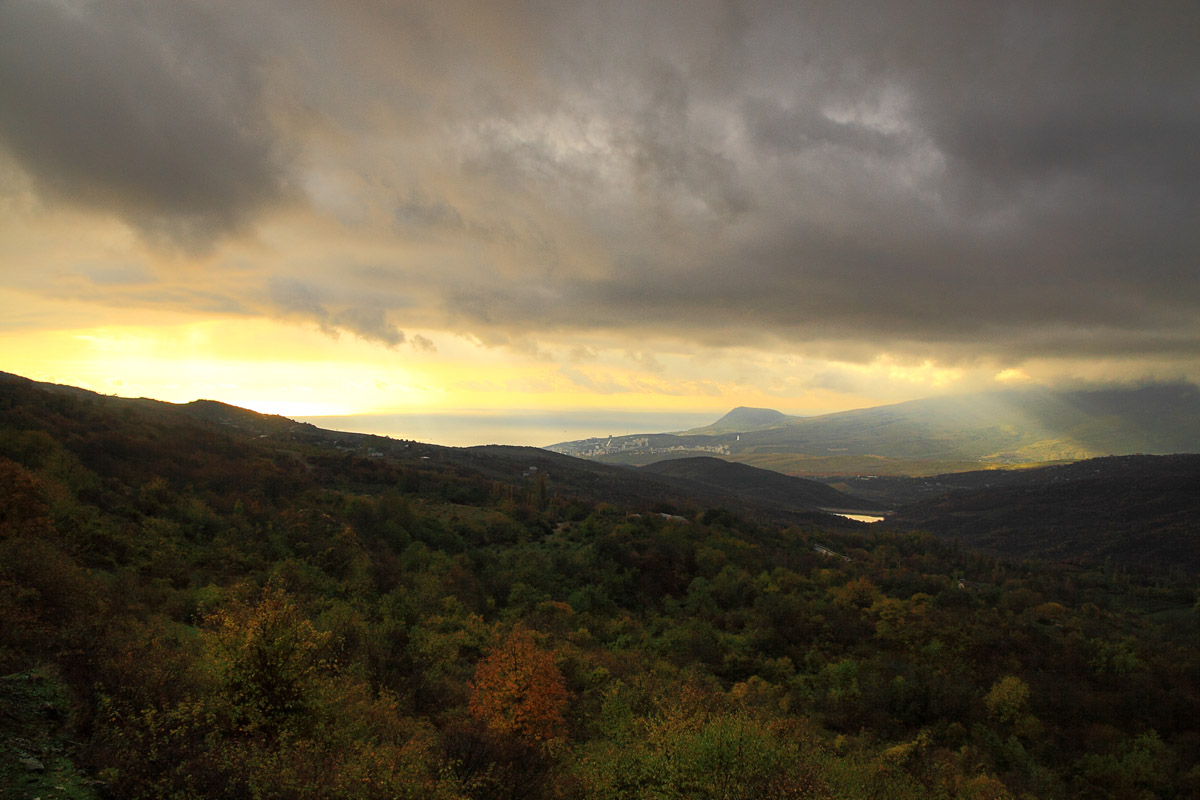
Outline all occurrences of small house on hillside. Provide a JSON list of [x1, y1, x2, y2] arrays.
[[813, 544, 850, 562]]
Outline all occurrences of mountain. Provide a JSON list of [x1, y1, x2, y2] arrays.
[[548, 383, 1200, 476], [882, 454, 1200, 571], [639, 456, 883, 513], [0, 371, 867, 526], [690, 406, 797, 433]]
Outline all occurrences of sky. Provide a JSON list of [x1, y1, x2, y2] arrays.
[[1, 1, 1198, 445]]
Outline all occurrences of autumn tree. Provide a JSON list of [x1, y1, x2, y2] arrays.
[[205, 583, 331, 735], [468, 625, 569, 745]]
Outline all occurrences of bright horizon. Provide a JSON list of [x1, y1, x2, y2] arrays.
[[3, 2, 1198, 432]]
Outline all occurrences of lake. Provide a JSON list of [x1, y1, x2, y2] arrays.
[[828, 512, 886, 523]]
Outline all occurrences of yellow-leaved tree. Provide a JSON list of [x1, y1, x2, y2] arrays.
[[205, 583, 330, 735]]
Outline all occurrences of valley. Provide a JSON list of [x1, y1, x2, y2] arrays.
[[2, 371, 1199, 800]]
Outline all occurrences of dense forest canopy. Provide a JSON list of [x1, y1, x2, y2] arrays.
[[1, 374, 1198, 799]]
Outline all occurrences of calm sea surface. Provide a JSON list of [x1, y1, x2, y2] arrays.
[[295, 410, 722, 448]]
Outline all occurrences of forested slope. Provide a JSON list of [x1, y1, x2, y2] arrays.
[[2, 375, 1199, 799], [640, 456, 884, 512]]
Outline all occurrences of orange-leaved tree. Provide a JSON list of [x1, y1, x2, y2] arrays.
[[468, 625, 569, 745]]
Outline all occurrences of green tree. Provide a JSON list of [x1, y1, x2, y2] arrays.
[[984, 675, 1030, 725], [205, 583, 330, 735]]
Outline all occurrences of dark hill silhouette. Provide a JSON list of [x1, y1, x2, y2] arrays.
[[0, 372, 856, 527], [885, 454, 1200, 571], [640, 456, 882, 513]]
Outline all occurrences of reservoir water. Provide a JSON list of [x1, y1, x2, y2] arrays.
[[828, 512, 886, 523]]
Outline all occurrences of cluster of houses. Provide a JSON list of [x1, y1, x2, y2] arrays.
[[556, 435, 731, 459]]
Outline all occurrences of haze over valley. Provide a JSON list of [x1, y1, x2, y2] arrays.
[[549, 382, 1200, 476]]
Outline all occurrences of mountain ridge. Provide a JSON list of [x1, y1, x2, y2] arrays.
[[548, 383, 1200, 476], [640, 456, 884, 513], [882, 453, 1200, 571], [0, 371, 873, 525]]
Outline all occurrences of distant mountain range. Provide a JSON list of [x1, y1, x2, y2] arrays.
[[547, 384, 1200, 476]]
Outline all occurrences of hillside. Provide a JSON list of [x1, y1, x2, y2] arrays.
[[0, 372, 855, 527], [882, 454, 1200, 571], [3, 371, 1200, 798], [548, 383, 1200, 475], [687, 406, 797, 433], [640, 456, 884, 513]]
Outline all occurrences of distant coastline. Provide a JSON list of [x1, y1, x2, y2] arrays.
[[294, 410, 721, 448]]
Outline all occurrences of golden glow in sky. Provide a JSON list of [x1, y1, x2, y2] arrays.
[[2, 0, 1198, 445], [2, 302, 1128, 439]]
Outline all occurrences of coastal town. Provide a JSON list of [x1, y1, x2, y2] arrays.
[[549, 434, 731, 460]]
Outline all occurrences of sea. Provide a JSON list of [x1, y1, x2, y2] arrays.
[[294, 410, 721, 449]]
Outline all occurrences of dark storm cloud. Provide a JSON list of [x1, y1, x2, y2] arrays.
[[0, 0, 286, 247], [6, 0, 1199, 364], [434, 0, 1200, 360]]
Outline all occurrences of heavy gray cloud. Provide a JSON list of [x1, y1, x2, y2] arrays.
[[267, 277, 406, 347], [0, 0, 286, 247], [3, 0, 1198, 365], [452, 0, 1200, 361]]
